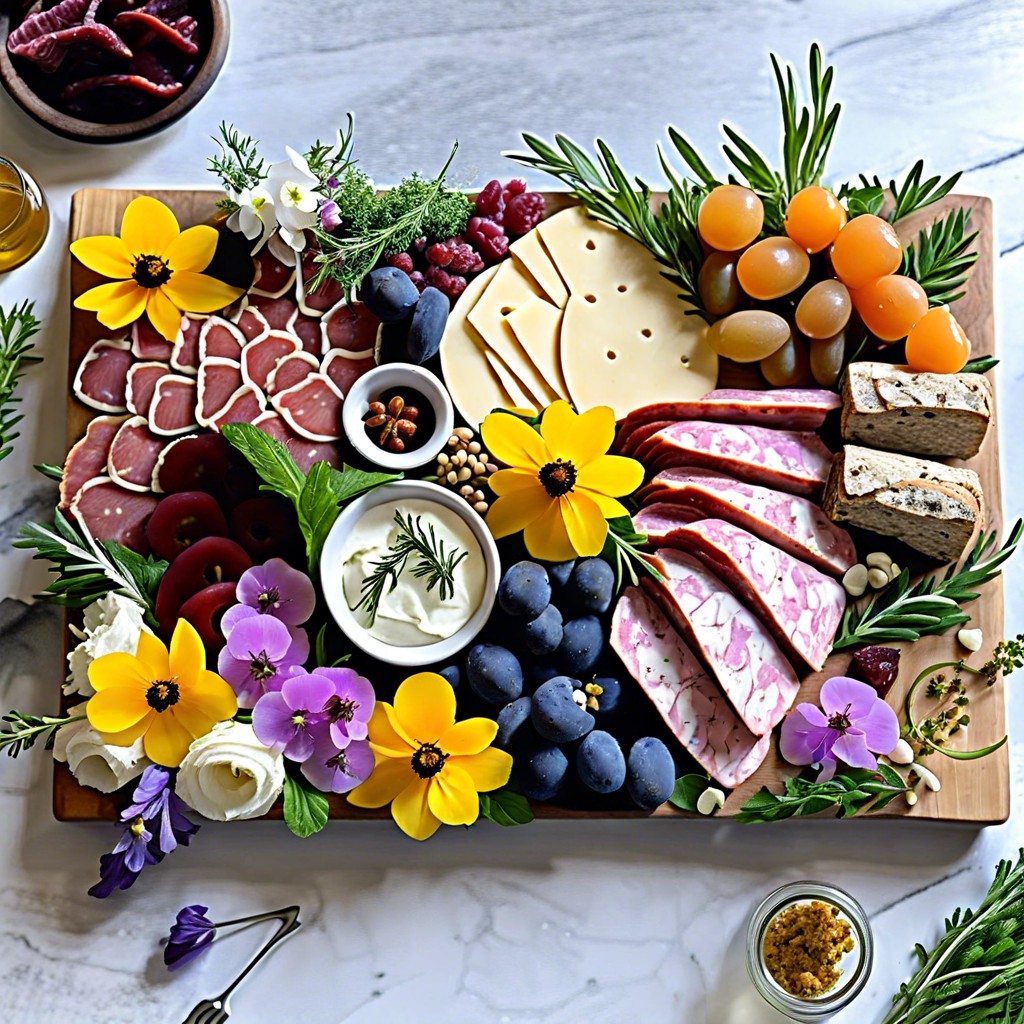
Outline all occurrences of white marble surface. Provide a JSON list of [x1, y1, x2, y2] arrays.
[[1, 2, 1023, 1021]]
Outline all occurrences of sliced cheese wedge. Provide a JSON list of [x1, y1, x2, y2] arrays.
[[504, 296, 569, 398], [510, 229, 569, 307], [484, 351, 538, 413]]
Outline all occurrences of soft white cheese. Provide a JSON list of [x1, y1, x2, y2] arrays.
[[66, 594, 152, 697]]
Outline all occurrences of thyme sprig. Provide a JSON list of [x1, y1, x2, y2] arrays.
[[351, 510, 468, 626], [1, 711, 83, 758], [831, 521, 1022, 651], [904, 207, 980, 306], [0, 300, 43, 463], [208, 122, 267, 212]]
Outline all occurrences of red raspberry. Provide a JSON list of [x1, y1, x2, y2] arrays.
[[475, 180, 504, 217], [445, 274, 467, 301], [386, 252, 414, 274], [502, 179, 527, 201], [424, 264, 453, 289], [447, 240, 479, 274], [426, 242, 454, 267], [465, 217, 510, 264], [504, 192, 546, 236], [408, 270, 427, 293]]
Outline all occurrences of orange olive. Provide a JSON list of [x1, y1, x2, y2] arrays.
[[904, 307, 971, 373], [698, 185, 764, 252], [705, 309, 791, 363], [736, 237, 810, 300], [830, 214, 903, 290], [795, 280, 852, 339], [784, 186, 847, 254], [809, 331, 847, 388], [852, 274, 929, 342]]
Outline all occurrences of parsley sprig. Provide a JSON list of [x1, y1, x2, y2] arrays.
[[831, 521, 1022, 651], [0, 300, 43, 463]]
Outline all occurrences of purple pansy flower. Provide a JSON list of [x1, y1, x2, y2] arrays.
[[312, 667, 375, 748], [301, 733, 374, 794], [780, 676, 900, 781], [217, 614, 308, 709], [252, 671, 336, 762], [319, 199, 342, 233], [234, 559, 316, 626], [164, 905, 216, 970]]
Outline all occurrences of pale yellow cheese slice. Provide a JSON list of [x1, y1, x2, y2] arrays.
[[504, 297, 569, 399], [484, 351, 537, 414], [467, 260, 560, 409], [510, 230, 568, 307], [439, 265, 517, 428]]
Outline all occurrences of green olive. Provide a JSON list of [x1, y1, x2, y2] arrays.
[[697, 251, 741, 316], [809, 331, 847, 387], [760, 333, 811, 387], [705, 309, 791, 363]]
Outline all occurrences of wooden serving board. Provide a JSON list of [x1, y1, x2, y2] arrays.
[[55, 188, 1006, 825]]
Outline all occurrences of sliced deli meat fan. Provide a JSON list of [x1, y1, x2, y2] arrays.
[[272, 374, 344, 442], [208, 385, 267, 431], [170, 315, 204, 374], [125, 362, 171, 417], [199, 316, 245, 362], [241, 331, 300, 391], [322, 300, 379, 354], [197, 358, 244, 426], [149, 375, 198, 436], [130, 318, 174, 361], [60, 415, 126, 510], [266, 351, 319, 395], [71, 478, 159, 554], [107, 417, 168, 492], [73, 338, 133, 412]]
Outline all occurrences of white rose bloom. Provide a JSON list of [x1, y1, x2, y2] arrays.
[[66, 596, 152, 697], [52, 704, 149, 793], [176, 721, 285, 822], [266, 147, 324, 251]]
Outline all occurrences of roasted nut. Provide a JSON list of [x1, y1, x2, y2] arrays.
[[387, 395, 405, 417], [386, 436, 405, 453], [396, 419, 418, 438]]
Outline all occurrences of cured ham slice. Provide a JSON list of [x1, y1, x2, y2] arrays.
[[241, 331, 300, 391], [272, 374, 343, 442], [149, 375, 198, 436], [73, 338, 133, 412], [107, 416, 168, 492], [60, 415, 126, 510], [643, 548, 800, 738], [236, 306, 271, 343], [618, 419, 676, 458], [654, 519, 845, 671], [611, 588, 769, 789], [322, 300, 379, 354], [246, 295, 297, 332], [209, 385, 267, 431], [321, 350, 375, 397], [125, 362, 171, 417], [288, 309, 324, 355], [196, 358, 244, 426], [298, 250, 345, 314], [252, 412, 342, 473], [251, 248, 296, 298], [131, 318, 174, 361], [199, 316, 245, 362], [638, 421, 832, 498], [71, 477, 159, 554], [266, 351, 319, 395], [170, 315, 205, 375], [637, 470, 857, 576]]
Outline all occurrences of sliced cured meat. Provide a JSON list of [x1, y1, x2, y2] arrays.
[[618, 389, 842, 442], [288, 309, 324, 355], [643, 548, 800, 737], [322, 300, 379, 354], [246, 294, 298, 332], [149, 375, 198, 436], [241, 331, 300, 391], [618, 419, 676, 457], [72, 338, 133, 412], [321, 350, 375, 397], [272, 374, 344, 441], [637, 470, 857, 576], [107, 416, 168, 492], [125, 362, 171, 417], [654, 519, 845, 671], [611, 588, 769, 788], [298, 249, 345, 314], [153, 433, 230, 494], [71, 477, 160, 554], [199, 316, 245, 362], [131, 318, 174, 361], [196, 358, 244, 426], [639, 421, 832, 498], [60, 415, 126, 510], [266, 351, 319, 395], [251, 248, 296, 297], [208, 385, 267, 431], [252, 412, 342, 472], [236, 306, 271, 343], [251, 410, 292, 442], [170, 315, 204, 375]]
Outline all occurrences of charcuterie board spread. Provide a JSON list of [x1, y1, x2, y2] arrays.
[[7, 47, 1019, 899]]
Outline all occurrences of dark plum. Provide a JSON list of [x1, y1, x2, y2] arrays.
[[515, 740, 568, 802], [548, 560, 575, 588], [177, 582, 238, 651], [564, 558, 615, 614], [626, 737, 676, 811], [526, 664, 559, 691], [145, 491, 229, 563], [589, 676, 622, 717], [498, 560, 551, 618], [437, 665, 461, 690], [230, 495, 302, 561], [360, 266, 420, 322], [155, 434, 232, 496], [531, 677, 594, 744], [465, 644, 523, 706], [576, 731, 626, 794], [522, 604, 563, 656], [495, 696, 532, 749], [406, 286, 449, 363], [555, 616, 604, 676]]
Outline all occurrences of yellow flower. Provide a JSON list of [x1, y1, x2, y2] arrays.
[[481, 401, 644, 562], [71, 196, 244, 342], [86, 619, 238, 768], [347, 673, 512, 840]]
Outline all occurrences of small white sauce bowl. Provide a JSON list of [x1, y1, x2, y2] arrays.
[[320, 480, 499, 668], [342, 363, 455, 472]]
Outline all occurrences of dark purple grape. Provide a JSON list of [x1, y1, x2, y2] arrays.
[[576, 731, 626, 794], [531, 677, 594, 743]]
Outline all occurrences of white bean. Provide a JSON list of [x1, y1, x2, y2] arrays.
[[867, 567, 890, 590], [866, 551, 893, 571], [843, 564, 869, 597]]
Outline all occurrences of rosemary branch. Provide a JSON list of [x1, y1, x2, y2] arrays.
[[0, 300, 43, 463]]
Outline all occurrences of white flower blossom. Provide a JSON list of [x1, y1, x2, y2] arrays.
[[53, 703, 149, 793], [265, 147, 325, 251], [66, 595, 152, 697], [227, 185, 278, 255]]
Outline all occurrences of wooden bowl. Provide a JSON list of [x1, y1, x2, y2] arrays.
[[0, 0, 230, 143]]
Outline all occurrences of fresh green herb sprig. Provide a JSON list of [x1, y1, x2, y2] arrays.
[[1, 710, 83, 758], [208, 122, 267, 212], [352, 511, 468, 627], [962, 355, 999, 374], [881, 849, 1024, 1024], [0, 300, 43, 463], [862, 158, 963, 223], [831, 521, 1022, 651], [304, 115, 356, 182], [737, 765, 910, 823], [601, 515, 663, 593], [904, 207, 980, 306]]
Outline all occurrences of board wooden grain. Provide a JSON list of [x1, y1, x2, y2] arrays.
[[56, 188, 1006, 825]]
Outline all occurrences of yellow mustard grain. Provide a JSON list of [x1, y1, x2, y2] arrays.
[[762, 900, 854, 999]]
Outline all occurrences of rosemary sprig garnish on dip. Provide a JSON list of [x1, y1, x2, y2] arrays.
[[830, 521, 1022, 651], [352, 511, 468, 626], [0, 300, 43, 463]]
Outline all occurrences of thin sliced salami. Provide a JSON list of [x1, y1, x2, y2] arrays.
[[199, 316, 245, 362], [73, 338, 133, 413], [60, 415, 127, 510], [149, 375, 199, 436], [71, 477, 159, 554], [108, 416, 168, 492], [251, 248, 296, 298], [322, 300, 379, 354], [272, 373, 344, 442], [241, 331, 300, 391], [209, 385, 267, 431], [170, 315, 205, 375], [298, 249, 345, 314], [321, 349, 375, 397], [125, 362, 171, 417], [131, 319, 174, 361], [197, 358, 244, 426], [288, 308, 325, 355], [266, 351, 319, 395]]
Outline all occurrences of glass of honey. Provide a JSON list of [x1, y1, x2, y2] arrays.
[[0, 157, 49, 273]]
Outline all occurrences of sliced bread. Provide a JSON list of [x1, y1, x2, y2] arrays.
[[824, 445, 981, 562], [842, 362, 992, 460]]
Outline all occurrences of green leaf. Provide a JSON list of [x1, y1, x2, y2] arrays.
[[328, 464, 401, 504], [297, 461, 340, 570], [99, 541, 168, 604], [668, 774, 713, 812], [478, 788, 534, 827], [34, 462, 63, 481], [221, 422, 305, 501], [843, 185, 885, 217], [282, 774, 330, 838], [962, 355, 999, 374]]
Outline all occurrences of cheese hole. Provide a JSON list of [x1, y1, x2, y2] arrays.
[[617, 284, 627, 293], [680, 355, 690, 366], [606, 350, 618, 361], [641, 328, 652, 338], [585, 240, 596, 250], [584, 294, 597, 303], [500, 306, 514, 315]]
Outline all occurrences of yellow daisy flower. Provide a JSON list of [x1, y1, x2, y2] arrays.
[[86, 619, 238, 769], [347, 673, 512, 840], [481, 401, 644, 562], [71, 196, 245, 342]]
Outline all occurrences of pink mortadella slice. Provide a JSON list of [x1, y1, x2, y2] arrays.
[[71, 476, 159, 554], [60, 414, 127, 510], [72, 337, 133, 413], [107, 416, 168, 492], [272, 373, 344, 442]]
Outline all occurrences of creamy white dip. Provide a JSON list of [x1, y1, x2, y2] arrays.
[[340, 498, 484, 647]]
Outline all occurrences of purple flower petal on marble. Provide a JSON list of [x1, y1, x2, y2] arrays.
[[236, 558, 316, 625]]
